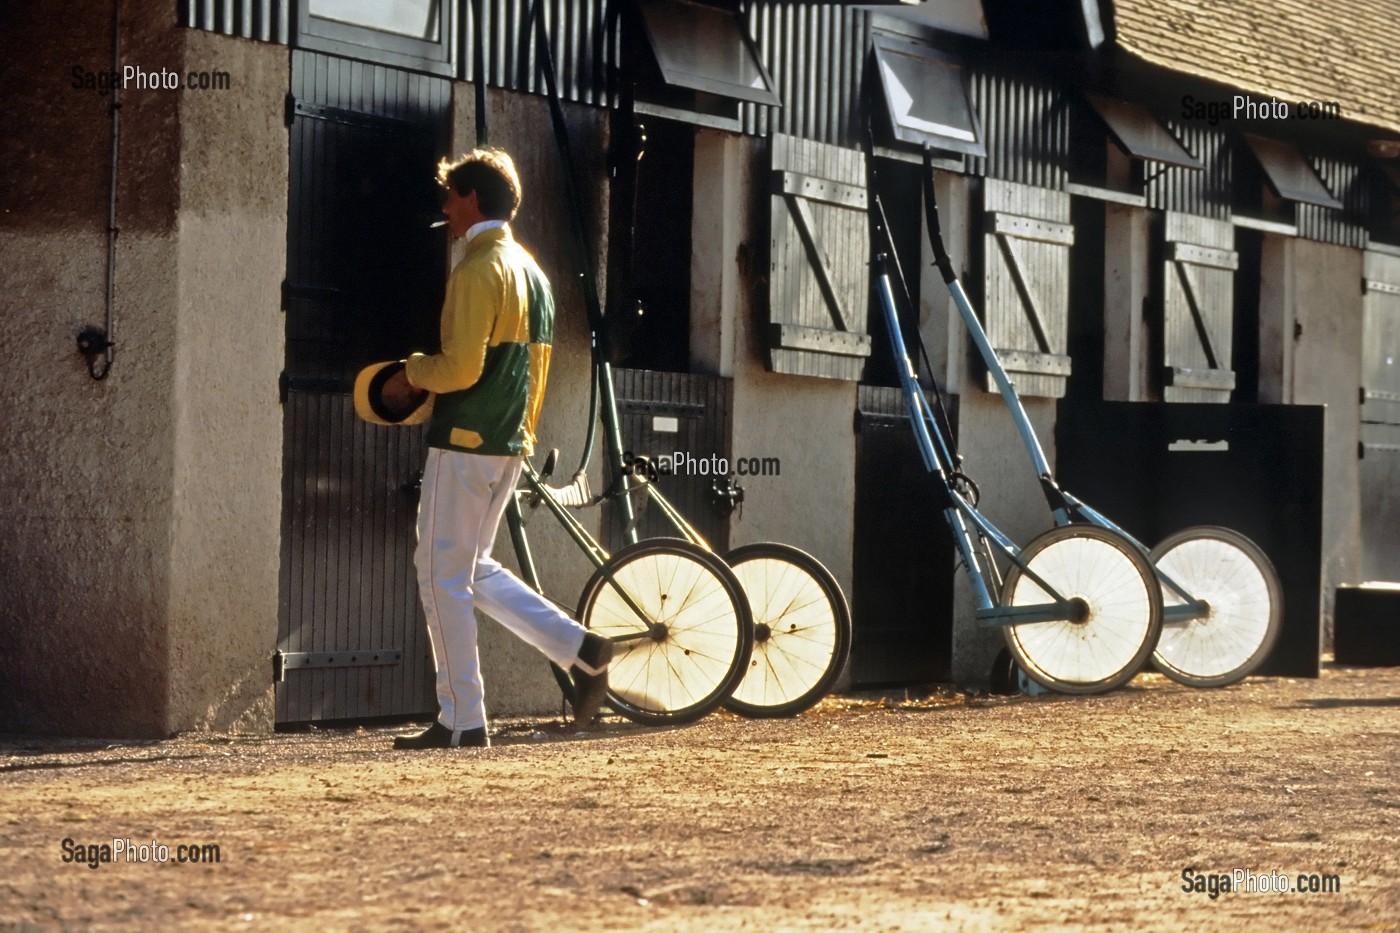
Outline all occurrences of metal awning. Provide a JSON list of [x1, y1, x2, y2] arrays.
[[1242, 134, 1343, 210], [1085, 94, 1202, 170], [854, 0, 989, 39], [871, 34, 985, 157], [636, 0, 780, 107], [308, 0, 440, 40]]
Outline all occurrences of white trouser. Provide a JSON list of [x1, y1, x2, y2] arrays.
[[415, 447, 588, 731]]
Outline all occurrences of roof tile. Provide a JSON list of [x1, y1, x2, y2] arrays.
[[1112, 0, 1400, 134]]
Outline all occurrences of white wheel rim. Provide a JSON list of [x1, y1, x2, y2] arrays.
[[727, 557, 837, 707], [587, 551, 741, 714], [1008, 535, 1153, 684], [1155, 537, 1272, 678]]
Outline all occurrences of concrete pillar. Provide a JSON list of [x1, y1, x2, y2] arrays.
[[921, 172, 971, 394], [1291, 240, 1364, 644], [690, 130, 742, 378], [0, 3, 286, 736], [920, 175, 1059, 684], [165, 29, 288, 734], [1102, 203, 1153, 401], [1257, 234, 1296, 404], [727, 136, 856, 643]]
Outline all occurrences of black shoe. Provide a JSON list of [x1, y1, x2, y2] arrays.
[[392, 721, 489, 750], [571, 632, 614, 728]]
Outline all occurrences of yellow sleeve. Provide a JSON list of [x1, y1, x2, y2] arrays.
[[404, 258, 501, 393]]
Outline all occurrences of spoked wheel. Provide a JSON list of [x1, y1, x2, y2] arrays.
[[721, 543, 852, 718], [1003, 524, 1162, 695], [1150, 525, 1282, 687], [577, 538, 753, 726]]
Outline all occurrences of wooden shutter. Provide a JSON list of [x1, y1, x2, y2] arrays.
[[767, 133, 871, 381], [981, 180, 1074, 398], [1362, 252, 1400, 432], [1360, 250, 1400, 578], [1160, 212, 1238, 402]]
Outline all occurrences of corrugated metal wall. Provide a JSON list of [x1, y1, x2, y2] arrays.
[[176, 0, 1368, 250], [966, 69, 1068, 190], [463, 0, 616, 106], [180, 0, 616, 104], [741, 3, 868, 145], [1147, 123, 1232, 220], [1299, 155, 1369, 248], [180, 0, 290, 43]]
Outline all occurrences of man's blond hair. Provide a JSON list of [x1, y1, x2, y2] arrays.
[[436, 148, 521, 220]]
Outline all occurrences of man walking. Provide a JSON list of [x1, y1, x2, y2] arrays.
[[384, 148, 612, 749]]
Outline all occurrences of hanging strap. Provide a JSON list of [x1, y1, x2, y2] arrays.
[[470, 0, 489, 147]]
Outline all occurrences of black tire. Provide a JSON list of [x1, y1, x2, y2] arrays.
[[1150, 525, 1282, 687], [577, 538, 754, 726], [1002, 524, 1163, 695], [721, 543, 852, 718]]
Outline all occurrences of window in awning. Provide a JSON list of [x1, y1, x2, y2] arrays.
[[1068, 94, 1201, 203], [630, 0, 779, 129], [296, 0, 452, 75], [1242, 134, 1343, 210], [1087, 95, 1202, 170], [870, 34, 985, 157]]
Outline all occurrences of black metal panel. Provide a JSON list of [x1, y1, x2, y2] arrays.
[[604, 369, 733, 554], [284, 51, 449, 383], [278, 51, 451, 723], [278, 391, 431, 723], [181, 0, 291, 43], [1056, 400, 1324, 677], [1334, 585, 1400, 665], [850, 386, 955, 686]]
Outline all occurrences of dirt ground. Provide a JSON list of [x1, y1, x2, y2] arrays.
[[1, 664, 1396, 932]]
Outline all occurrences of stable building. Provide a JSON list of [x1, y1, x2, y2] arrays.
[[2, 0, 1396, 736]]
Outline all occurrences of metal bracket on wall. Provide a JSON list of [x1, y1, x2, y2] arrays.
[[275, 649, 404, 682]]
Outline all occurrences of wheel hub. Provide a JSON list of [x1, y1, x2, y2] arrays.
[[1067, 596, 1092, 625], [754, 623, 773, 644]]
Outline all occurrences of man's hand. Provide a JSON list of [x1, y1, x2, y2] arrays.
[[383, 365, 427, 414]]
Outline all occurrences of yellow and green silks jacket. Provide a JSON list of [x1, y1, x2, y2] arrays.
[[405, 225, 554, 457]]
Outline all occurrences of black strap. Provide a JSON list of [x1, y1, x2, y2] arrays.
[[470, 0, 488, 147]]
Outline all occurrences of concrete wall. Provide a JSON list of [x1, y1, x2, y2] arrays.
[[0, 3, 285, 736], [701, 132, 858, 672], [918, 173, 1059, 684], [166, 29, 287, 732], [1290, 240, 1364, 642]]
